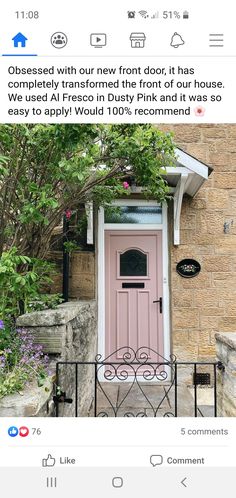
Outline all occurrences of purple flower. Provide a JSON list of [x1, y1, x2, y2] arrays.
[[0, 355, 6, 369], [5, 348, 12, 354], [1, 326, 50, 390], [0, 320, 4, 329]]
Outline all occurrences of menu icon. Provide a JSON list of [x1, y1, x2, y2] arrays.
[[209, 33, 224, 47]]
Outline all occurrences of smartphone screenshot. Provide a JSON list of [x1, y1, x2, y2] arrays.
[[0, 1, 235, 496]]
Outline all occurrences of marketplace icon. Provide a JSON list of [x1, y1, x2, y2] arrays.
[[130, 32, 146, 48]]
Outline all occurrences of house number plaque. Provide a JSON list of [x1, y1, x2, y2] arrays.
[[176, 259, 201, 278]]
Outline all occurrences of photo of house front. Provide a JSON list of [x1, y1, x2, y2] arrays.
[[0, 123, 236, 418]]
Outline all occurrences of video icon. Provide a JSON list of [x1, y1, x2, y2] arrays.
[[90, 33, 107, 47]]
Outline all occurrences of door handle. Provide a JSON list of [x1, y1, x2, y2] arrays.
[[153, 297, 162, 313]]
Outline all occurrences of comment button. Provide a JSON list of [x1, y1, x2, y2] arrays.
[[150, 455, 163, 466]]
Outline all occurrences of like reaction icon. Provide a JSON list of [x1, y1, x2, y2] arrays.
[[8, 426, 19, 437], [42, 454, 56, 467]]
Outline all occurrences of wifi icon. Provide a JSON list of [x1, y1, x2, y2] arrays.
[[139, 10, 149, 18]]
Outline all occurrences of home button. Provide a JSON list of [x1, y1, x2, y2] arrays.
[[112, 477, 124, 488]]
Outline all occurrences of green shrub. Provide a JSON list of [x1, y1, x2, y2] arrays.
[[0, 247, 62, 320]]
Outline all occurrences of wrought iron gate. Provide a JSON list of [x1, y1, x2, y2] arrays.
[[53, 347, 224, 417]]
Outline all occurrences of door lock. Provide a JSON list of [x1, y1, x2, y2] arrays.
[[153, 297, 162, 313]]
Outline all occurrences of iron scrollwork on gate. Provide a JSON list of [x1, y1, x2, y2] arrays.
[[95, 346, 177, 417]]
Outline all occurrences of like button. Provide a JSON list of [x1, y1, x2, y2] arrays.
[[42, 455, 56, 467], [8, 426, 19, 437]]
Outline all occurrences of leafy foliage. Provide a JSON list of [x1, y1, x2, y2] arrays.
[[0, 247, 61, 320], [0, 124, 176, 258], [63, 240, 81, 254]]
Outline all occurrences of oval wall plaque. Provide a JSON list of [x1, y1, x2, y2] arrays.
[[176, 259, 201, 278]]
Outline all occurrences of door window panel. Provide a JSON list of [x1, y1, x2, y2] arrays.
[[120, 249, 147, 276]]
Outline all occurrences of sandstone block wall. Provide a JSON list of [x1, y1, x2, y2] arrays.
[[216, 332, 236, 416], [159, 124, 236, 362], [49, 251, 95, 300]]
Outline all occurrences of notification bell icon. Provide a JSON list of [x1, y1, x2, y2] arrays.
[[170, 32, 185, 48]]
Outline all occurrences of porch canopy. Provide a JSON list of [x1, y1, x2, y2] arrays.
[[85, 147, 212, 246], [167, 148, 213, 245]]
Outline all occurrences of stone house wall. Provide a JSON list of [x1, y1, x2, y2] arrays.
[[158, 124, 236, 362]]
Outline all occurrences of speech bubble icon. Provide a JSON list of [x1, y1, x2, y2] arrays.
[[150, 455, 163, 466]]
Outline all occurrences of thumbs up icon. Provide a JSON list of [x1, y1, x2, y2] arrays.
[[8, 426, 19, 437], [42, 454, 56, 467]]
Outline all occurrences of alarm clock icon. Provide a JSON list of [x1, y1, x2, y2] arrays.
[[128, 11, 135, 19]]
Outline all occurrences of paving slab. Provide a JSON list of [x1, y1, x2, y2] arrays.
[[95, 382, 203, 417]]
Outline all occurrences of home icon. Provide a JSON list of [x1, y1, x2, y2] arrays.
[[130, 32, 146, 48], [12, 32, 28, 48]]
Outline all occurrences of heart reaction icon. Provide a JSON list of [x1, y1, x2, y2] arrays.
[[19, 426, 29, 437]]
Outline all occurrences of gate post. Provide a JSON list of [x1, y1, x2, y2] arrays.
[[174, 363, 178, 417], [94, 363, 98, 417]]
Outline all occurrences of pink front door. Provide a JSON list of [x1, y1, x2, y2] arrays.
[[105, 231, 163, 362]]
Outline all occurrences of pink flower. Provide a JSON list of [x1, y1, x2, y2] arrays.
[[65, 209, 72, 219], [194, 106, 205, 117], [123, 181, 130, 190]]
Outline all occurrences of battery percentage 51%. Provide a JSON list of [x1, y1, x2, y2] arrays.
[[163, 11, 181, 19]]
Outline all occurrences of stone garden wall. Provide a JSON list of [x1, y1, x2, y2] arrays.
[[0, 300, 97, 417], [215, 332, 236, 416], [0, 378, 54, 417]]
